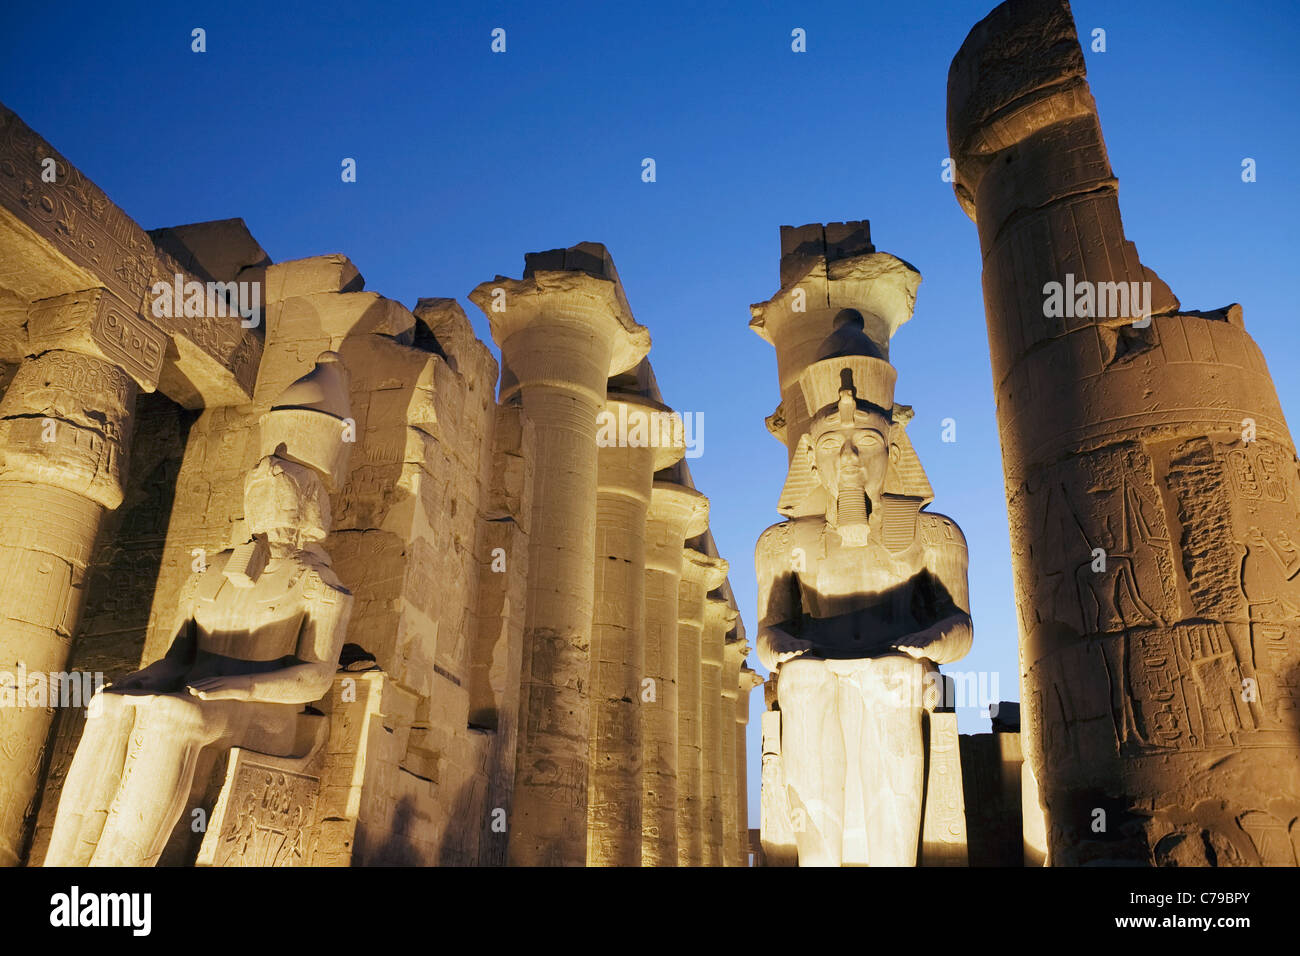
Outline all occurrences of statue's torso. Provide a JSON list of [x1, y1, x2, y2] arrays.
[[189, 554, 315, 674], [785, 517, 939, 659]]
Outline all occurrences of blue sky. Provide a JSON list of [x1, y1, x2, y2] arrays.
[[4, 0, 1298, 831]]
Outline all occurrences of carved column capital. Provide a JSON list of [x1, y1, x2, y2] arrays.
[[645, 482, 708, 574], [470, 267, 649, 405], [702, 597, 737, 668], [680, 547, 728, 593], [750, 228, 921, 462], [0, 346, 136, 509], [28, 288, 165, 392]]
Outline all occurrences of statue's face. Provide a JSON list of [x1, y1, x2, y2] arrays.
[[243, 455, 328, 546], [811, 423, 889, 501], [808, 410, 894, 546]]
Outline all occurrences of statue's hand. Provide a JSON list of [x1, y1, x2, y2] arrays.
[[775, 639, 813, 664], [891, 626, 941, 659], [890, 613, 972, 664], [758, 627, 813, 669], [186, 676, 252, 701]]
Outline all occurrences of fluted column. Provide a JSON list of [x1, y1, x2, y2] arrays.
[[0, 345, 138, 865], [470, 248, 649, 866], [588, 394, 681, 866], [641, 482, 707, 867], [701, 597, 736, 866], [737, 666, 763, 866], [719, 634, 744, 866], [675, 547, 728, 866]]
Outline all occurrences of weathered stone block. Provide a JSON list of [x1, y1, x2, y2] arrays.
[[265, 254, 363, 301]]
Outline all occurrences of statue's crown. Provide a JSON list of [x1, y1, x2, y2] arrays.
[[797, 311, 896, 417], [258, 351, 354, 491]]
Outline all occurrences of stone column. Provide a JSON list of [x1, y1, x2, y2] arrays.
[[719, 635, 744, 866], [748, 221, 919, 467], [470, 244, 649, 867], [737, 666, 762, 866], [587, 394, 681, 866], [948, 0, 1300, 865], [701, 597, 736, 866], [675, 547, 728, 866], [641, 481, 707, 866], [0, 316, 143, 863]]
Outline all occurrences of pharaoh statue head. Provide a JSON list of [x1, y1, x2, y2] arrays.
[[244, 351, 353, 555], [804, 374, 897, 547], [775, 307, 935, 544], [243, 456, 331, 549]]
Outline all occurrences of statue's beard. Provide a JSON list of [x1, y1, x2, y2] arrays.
[[835, 481, 871, 548]]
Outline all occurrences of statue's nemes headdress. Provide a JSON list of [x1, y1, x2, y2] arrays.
[[777, 314, 932, 521]]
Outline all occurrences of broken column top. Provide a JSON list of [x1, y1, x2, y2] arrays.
[[778, 221, 874, 289], [705, 596, 741, 630], [649, 481, 710, 539], [604, 390, 686, 473], [947, 0, 1096, 215], [520, 240, 634, 321], [523, 240, 620, 282], [682, 548, 730, 591], [948, 0, 1085, 131], [750, 220, 920, 367]]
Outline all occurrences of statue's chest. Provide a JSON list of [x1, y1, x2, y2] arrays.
[[193, 563, 308, 660], [797, 535, 923, 616], [815, 552, 906, 594]]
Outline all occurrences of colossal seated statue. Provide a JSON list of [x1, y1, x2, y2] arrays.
[[45, 354, 354, 867], [756, 316, 973, 866]]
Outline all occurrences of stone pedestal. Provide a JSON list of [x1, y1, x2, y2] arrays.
[[920, 707, 969, 866], [0, 346, 137, 865], [195, 715, 329, 867], [675, 548, 728, 866], [641, 481, 708, 866], [587, 394, 682, 866], [948, 0, 1300, 865], [470, 245, 649, 866], [701, 597, 737, 865]]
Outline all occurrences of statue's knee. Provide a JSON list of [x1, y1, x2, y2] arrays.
[[778, 658, 831, 704], [90, 692, 128, 720], [145, 693, 207, 733]]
